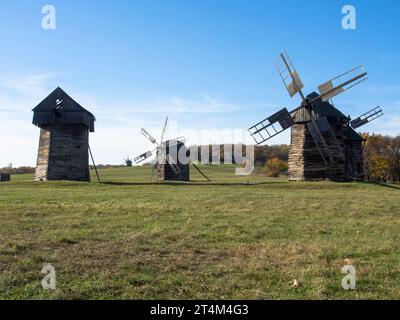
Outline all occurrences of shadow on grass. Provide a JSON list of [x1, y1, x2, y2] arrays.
[[100, 181, 286, 187], [358, 181, 400, 190]]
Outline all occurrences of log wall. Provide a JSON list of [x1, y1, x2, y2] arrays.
[[288, 118, 349, 181], [288, 124, 307, 181], [35, 127, 51, 181], [347, 141, 363, 180], [35, 124, 90, 181]]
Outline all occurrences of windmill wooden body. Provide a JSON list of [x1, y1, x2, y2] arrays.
[[125, 157, 133, 167], [287, 93, 364, 181], [32, 87, 95, 181], [155, 139, 190, 181], [249, 52, 383, 181], [134, 117, 210, 182]]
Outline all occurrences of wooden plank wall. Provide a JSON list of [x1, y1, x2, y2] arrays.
[[288, 124, 307, 181], [325, 118, 347, 181], [34, 124, 90, 181], [156, 143, 190, 181], [288, 119, 350, 181], [34, 127, 51, 181], [348, 141, 363, 179]]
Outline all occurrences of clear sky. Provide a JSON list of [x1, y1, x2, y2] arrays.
[[0, 0, 399, 166]]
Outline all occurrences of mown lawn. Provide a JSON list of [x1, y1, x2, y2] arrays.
[[0, 165, 399, 299]]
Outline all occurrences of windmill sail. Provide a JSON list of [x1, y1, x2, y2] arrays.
[[318, 66, 367, 102], [160, 117, 168, 144], [248, 108, 294, 145], [351, 106, 383, 129], [141, 128, 158, 145], [275, 52, 304, 98], [134, 151, 153, 164]]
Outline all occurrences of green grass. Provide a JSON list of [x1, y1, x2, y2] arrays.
[[0, 165, 399, 300]]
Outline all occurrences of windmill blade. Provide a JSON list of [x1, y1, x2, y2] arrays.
[[141, 128, 158, 145], [134, 151, 153, 164], [318, 66, 368, 102], [248, 108, 294, 145], [351, 106, 384, 129], [160, 116, 168, 144], [192, 163, 211, 182], [275, 51, 305, 99]]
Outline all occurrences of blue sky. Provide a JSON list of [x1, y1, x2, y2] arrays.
[[0, 0, 399, 166]]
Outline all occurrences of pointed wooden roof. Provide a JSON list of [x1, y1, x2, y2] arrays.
[[32, 87, 95, 132], [292, 92, 348, 123]]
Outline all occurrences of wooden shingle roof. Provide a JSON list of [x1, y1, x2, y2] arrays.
[[292, 92, 348, 123], [32, 87, 95, 132]]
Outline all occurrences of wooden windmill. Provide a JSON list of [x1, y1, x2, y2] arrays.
[[134, 117, 211, 182], [124, 157, 133, 167], [248, 52, 383, 181], [32, 87, 96, 181]]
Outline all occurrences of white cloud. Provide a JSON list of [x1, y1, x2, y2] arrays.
[[0, 73, 57, 99]]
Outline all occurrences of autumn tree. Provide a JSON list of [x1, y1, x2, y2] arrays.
[[363, 134, 400, 183], [264, 157, 288, 177]]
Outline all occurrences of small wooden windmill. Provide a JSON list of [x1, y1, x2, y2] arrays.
[[134, 117, 211, 182], [124, 157, 133, 167], [248, 52, 383, 181], [32, 87, 96, 181]]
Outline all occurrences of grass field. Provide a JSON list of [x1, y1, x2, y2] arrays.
[[1, 165, 400, 300]]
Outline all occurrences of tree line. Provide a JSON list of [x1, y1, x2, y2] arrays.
[[190, 144, 289, 165], [0, 165, 35, 175], [2, 136, 399, 182], [194, 135, 400, 182]]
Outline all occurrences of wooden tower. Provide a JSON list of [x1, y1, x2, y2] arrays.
[[32, 87, 95, 181], [288, 94, 367, 181]]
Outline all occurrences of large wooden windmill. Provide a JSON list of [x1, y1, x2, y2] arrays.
[[249, 52, 383, 181], [32, 87, 96, 181]]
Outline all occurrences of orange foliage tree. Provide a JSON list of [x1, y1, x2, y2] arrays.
[[264, 157, 288, 177], [363, 134, 400, 183]]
